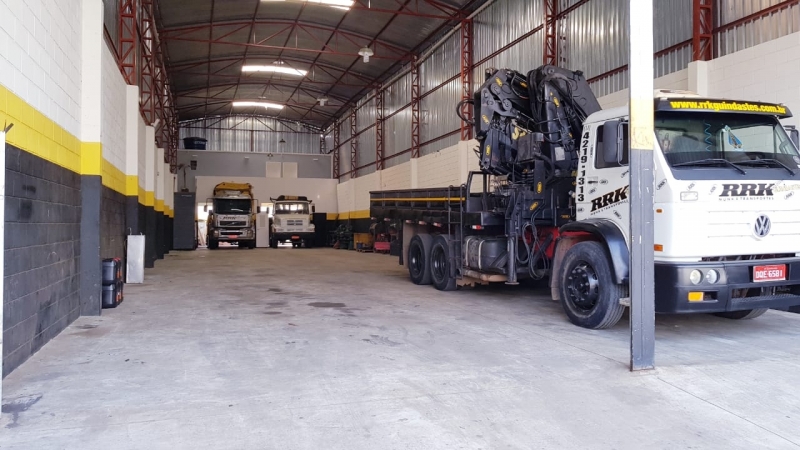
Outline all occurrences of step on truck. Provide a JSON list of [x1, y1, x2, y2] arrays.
[[269, 195, 316, 248], [206, 182, 259, 249], [370, 64, 800, 329]]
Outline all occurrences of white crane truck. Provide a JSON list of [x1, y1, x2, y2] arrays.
[[370, 65, 800, 329]]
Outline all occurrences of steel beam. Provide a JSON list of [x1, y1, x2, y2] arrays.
[[119, 0, 137, 85], [411, 60, 420, 159], [460, 19, 473, 141], [350, 111, 358, 177], [376, 86, 385, 170], [333, 122, 340, 178], [693, 0, 714, 61], [140, 0, 156, 125], [544, 0, 557, 65]]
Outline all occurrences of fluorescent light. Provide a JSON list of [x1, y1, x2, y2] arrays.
[[242, 65, 307, 76], [261, 0, 354, 9], [233, 101, 285, 110]]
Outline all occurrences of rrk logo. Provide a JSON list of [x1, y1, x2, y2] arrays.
[[719, 183, 775, 197], [590, 186, 629, 212]]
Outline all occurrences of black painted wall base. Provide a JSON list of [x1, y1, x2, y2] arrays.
[[80, 175, 102, 317], [145, 206, 156, 268], [155, 212, 164, 260]]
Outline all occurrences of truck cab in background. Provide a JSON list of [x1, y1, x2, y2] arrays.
[[206, 182, 258, 249], [269, 195, 316, 248]]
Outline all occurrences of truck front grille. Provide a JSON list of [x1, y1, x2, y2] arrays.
[[220, 221, 247, 227], [286, 219, 304, 226]]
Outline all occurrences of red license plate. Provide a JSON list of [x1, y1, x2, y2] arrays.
[[753, 264, 786, 282], [292, 235, 300, 240], [228, 235, 237, 239]]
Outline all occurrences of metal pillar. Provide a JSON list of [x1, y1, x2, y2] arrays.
[[119, 0, 137, 85], [140, 0, 156, 126], [693, 0, 714, 61], [376, 86, 385, 170], [411, 60, 421, 158], [628, 0, 656, 371], [320, 133, 326, 154], [350, 111, 358, 177], [544, 0, 558, 65], [333, 122, 340, 178], [460, 20, 473, 141]]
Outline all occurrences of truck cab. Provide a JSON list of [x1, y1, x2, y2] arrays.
[[206, 182, 258, 249], [269, 195, 316, 248], [558, 93, 800, 326]]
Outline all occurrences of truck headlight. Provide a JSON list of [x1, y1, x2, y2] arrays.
[[705, 269, 720, 284], [689, 270, 703, 285]]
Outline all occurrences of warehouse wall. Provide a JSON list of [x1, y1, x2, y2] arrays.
[[0, 0, 174, 375], [0, 0, 84, 374], [177, 151, 332, 192]]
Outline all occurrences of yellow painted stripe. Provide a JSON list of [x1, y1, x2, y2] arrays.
[[155, 199, 164, 212], [126, 175, 139, 197], [101, 158, 127, 195], [144, 191, 155, 207], [0, 84, 81, 174], [138, 186, 146, 205], [326, 213, 338, 220], [336, 210, 371, 220], [81, 142, 102, 176], [370, 197, 465, 202]]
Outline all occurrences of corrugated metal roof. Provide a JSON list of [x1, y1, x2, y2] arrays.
[[157, 0, 488, 129]]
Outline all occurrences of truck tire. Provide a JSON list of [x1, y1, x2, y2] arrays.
[[408, 234, 433, 285], [208, 238, 219, 250], [430, 235, 457, 291], [559, 241, 625, 329], [714, 309, 768, 320]]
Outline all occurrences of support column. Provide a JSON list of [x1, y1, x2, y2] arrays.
[[376, 86, 385, 170], [693, 0, 714, 61], [350, 111, 358, 177], [544, 0, 558, 65], [411, 60, 421, 159], [79, 0, 104, 316], [155, 147, 165, 260], [125, 85, 141, 236], [460, 20, 473, 141], [144, 128, 157, 267], [333, 122, 340, 179], [628, 0, 656, 371], [688, 60, 710, 96]]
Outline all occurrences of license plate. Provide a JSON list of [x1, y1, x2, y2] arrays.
[[228, 235, 237, 239], [753, 264, 786, 282], [292, 235, 300, 240]]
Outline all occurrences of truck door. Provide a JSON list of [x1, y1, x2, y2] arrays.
[[576, 121, 630, 234]]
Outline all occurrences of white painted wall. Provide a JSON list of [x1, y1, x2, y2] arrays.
[[0, 0, 82, 136], [196, 176, 339, 213], [596, 68, 690, 109], [101, 41, 126, 173], [706, 32, 800, 129]]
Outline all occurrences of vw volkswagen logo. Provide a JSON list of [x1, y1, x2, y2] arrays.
[[753, 214, 771, 238]]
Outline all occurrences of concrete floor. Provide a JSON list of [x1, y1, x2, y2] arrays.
[[1, 247, 800, 449]]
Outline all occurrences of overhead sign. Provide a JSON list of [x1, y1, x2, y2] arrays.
[[656, 98, 791, 118]]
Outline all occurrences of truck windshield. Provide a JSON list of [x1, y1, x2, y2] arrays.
[[656, 112, 799, 178], [213, 199, 252, 214], [274, 202, 309, 215]]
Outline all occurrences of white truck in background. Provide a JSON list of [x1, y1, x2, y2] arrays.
[[270, 195, 316, 248], [206, 182, 258, 249]]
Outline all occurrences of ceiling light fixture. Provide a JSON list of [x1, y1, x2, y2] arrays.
[[232, 101, 285, 110], [260, 0, 354, 10], [358, 46, 374, 63], [279, 138, 286, 144], [317, 97, 329, 106], [242, 65, 307, 76]]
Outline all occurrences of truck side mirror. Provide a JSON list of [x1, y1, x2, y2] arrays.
[[603, 120, 622, 164], [312, 205, 316, 213], [203, 205, 208, 212], [787, 126, 799, 149]]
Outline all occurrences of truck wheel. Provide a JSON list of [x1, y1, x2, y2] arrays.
[[408, 234, 432, 285], [208, 238, 218, 250], [559, 241, 625, 329], [430, 235, 457, 291], [714, 309, 768, 320]]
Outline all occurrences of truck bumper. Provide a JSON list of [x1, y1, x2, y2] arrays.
[[272, 232, 314, 243], [654, 258, 800, 313], [212, 229, 254, 242]]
